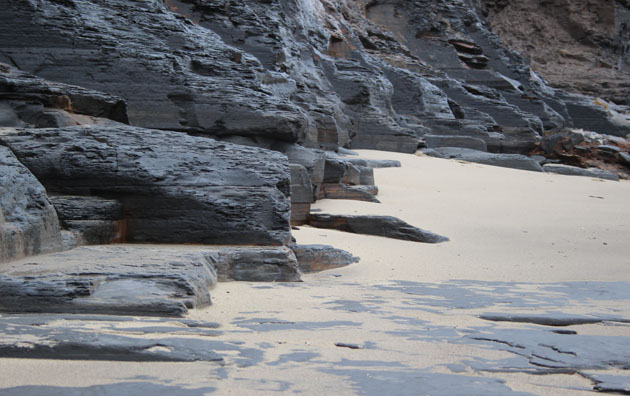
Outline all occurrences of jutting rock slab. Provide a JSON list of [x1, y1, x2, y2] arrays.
[[0, 125, 292, 246], [309, 214, 449, 244]]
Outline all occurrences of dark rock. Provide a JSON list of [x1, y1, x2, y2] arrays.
[[0, 1, 306, 143], [0, 63, 128, 127], [0, 244, 301, 316], [289, 164, 312, 226], [480, 313, 630, 327], [1, 125, 292, 245], [0, 314, 228, 362], [343, 159, 402, 169], [543, 164, 620, 181], [308, 214, 449, 244], [424, 147, 544, 172], [290, 244, 359, 273], [335, 342, 363, 350], [318, 184, 380, 203], [424, 135, 488, 152], [0, 146, 63, 263]]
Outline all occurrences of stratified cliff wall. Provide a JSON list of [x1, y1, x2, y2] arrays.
[[1, 0, 629, 264], [482, 0, 630, 105]]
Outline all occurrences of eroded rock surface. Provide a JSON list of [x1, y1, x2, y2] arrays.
[[0, 125, 292, 246], [0, 146, 62, 263], [0, 245, 301, 316]]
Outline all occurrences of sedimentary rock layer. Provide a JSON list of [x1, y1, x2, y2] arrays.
[[0, 125, 292, 245]]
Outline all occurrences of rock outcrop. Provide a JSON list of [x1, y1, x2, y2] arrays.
[[0, 245, 301, 317], [0, 146, 63, 263], [0, 125, 292, 246], [309, 213, 449, 243], [2, 0, 627, 156]]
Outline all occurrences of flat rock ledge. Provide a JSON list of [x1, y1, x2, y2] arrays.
[[0, 245, 301, 317], [0, 314, 226, 362], [423, 147, 544, 172], [543, 164, 620, 181], [308, 214, 449, 244]]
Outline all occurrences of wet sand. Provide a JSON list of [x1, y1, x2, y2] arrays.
[[1, 150, 629, 395]]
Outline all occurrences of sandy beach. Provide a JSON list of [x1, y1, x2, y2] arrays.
[[1, 150, 629, 395]]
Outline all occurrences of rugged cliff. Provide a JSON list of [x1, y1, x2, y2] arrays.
[[0, 0, 629, 307]]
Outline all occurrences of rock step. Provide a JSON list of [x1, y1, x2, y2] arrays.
[[308, 214, 449, 244], [0, 245, 301, 317], [0, 314, 227, 362]]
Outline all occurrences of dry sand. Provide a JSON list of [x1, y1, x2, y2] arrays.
[[1, 150, 629, 395]]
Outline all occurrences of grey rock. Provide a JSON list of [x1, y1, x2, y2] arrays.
[[0, 63, 128, 128], [424, 147, 544, 172], [0, 1, 306, 143], [620, 152, 630, 165], [543, 164, 620, 181], [290, 244, 359, 273], [318, 184, 380, 203], [343, 159, 402, 169], [289, 164, 312, 226], [0, 314, 230, 362], [308, 214, 449, 244], [1, 125, 292, 245], [424, 135, 488, 152], [0, 146, 63, 263], [0, 244, 300, 316], [480, 313, 630, 327]]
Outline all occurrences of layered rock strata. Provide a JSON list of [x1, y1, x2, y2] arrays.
[[0, 125, 292, 246]]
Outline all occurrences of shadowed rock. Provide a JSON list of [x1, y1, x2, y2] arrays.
[[0, 146, 63, 263], [308, 214, 449, 244], [480, 313, 630, 327], [0, 125, 292, 245]]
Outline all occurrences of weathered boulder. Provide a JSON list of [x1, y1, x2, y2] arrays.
[[289, 164, 312, 226], [0, 146, 63, 263], [0, 125, 292, 245], [290, 244, 359, 273], [308, 214, 449, 244]]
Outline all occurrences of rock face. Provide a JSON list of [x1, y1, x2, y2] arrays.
[[1, 0, 627, 155], [0, 146, 63, 263], [0, 125, 292, 246], [423, 147, 544, 172], [482, 0, 630, 106], [308, 213, 449, 244]]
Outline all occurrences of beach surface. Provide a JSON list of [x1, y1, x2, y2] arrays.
[[1, 150, 629, 395]]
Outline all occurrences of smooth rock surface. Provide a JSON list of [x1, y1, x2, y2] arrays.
[[0, 125, 292, 245]]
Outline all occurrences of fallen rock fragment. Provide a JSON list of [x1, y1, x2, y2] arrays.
[[308, 214, 449, 244], [543, 164, 619, 181], [290, 244, 359, 273]]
